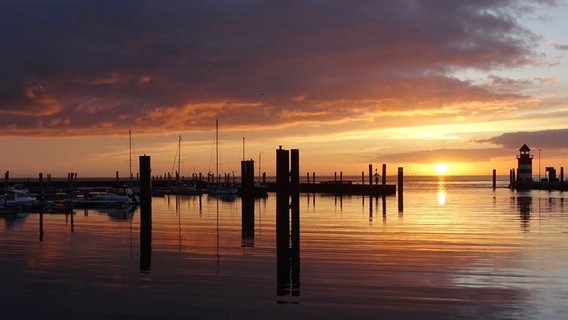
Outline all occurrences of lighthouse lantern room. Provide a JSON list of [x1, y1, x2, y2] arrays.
[[517, 144, 533, 182]]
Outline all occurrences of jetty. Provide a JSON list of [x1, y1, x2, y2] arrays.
[[509, 144, 566, 191], [3, 148, 401, 200]]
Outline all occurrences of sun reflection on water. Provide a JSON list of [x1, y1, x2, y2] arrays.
[[437, 179, 446, 205]]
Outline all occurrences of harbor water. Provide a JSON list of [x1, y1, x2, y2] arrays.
[[1, 176, 567, 319]]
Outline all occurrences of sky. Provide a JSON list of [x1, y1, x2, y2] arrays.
[[2, 0, 568, 178]]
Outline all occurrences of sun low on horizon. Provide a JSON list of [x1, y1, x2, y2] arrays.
[[435, 163, 448, 175]]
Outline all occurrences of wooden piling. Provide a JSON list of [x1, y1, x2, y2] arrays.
[[397, 167, 404, 196], [561, 167, 564, 192], [382, 164, 386, 185], [139, 155, 152, 272], [3, 171, 8, 207], [361, 171, 364, 184], [368, 164, 372, 185], [39, 173, 44, 242], [241, 160, 255, 196], [397, 167, 404, 213], [276, 147, 300, 298], [492, 169, 496, 189], [241, 159, 255, 246], [290, 149, 300, 257], [276, 147, 290, 296]]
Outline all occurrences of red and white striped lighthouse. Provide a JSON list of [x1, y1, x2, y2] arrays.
[[517, 144, 533, 182]]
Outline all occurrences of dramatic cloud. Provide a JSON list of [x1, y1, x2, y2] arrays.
[[482, 129, 568, 149], [0, 0, 557, 136]]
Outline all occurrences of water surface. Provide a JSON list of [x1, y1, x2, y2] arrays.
[[1, 176, 567, 319]]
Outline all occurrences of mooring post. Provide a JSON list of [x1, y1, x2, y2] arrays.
[[361, 171, 364, 185], [241, 159, 255, 247], [397, 167, 404, 195], [139, 155, 152, 272], [334, 171, 337, 182], [3, 171, 8, 207], [561, 167, 564, 192], [368, 164, 372, 185], [276, 146, 290, 296], [382, 164, 386, 185], [291, 149, 300, 256], [493, 169, 496, 189], [312, 172, 315, 184], [398, 167, 404, 213], [307, 172, 310, 184], [39, 173, 44, 241], [241, 160, 255, 197]]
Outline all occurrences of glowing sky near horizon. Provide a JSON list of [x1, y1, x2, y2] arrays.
[[2, 0, 568, 177]]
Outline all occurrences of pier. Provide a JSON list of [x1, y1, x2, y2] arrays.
[[509, 144, 566, 191]]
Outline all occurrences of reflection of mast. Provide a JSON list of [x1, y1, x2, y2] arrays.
[[216, 198, 220, 276]]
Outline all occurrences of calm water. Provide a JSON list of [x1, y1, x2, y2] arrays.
[[1, 176, 567, 319]]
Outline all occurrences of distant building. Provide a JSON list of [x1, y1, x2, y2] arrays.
[[517, 144, 533, 182]]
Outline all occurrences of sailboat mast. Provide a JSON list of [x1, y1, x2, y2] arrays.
[[216, 119, 219, 183], [129, 130, 132, 184], [178, 135, 181, 181]]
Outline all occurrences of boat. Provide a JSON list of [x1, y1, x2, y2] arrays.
[[70, 188, 138, 208], [1, 186, 36, 209]]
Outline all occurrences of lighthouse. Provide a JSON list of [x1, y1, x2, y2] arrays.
[[517, 144, 533, 182]]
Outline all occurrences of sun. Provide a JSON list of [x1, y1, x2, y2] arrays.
[[435, 163, 448, 174]]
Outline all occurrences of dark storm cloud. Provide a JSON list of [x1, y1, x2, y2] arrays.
[[482, 129, 568, 149], [0, 0, 557, 135]]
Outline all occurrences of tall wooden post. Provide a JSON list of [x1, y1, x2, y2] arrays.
[[397, 167, 404, 213], [139, 155, 152, 272], [382, 164, 386, 185], [276, 147, 300, 300], [368, 164, 372, 185], [39, 173, 44, 242], [3, 171, 8, 207], [492, 169, 497, 189], [561, 167, 564, 192], [241, 160, 255, 247], [276, 147, 290, 297], [290, 148, 301, 297]]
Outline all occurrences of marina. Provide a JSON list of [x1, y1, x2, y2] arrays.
[[1, 175, 567, 319]]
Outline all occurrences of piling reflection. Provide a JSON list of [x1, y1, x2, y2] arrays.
[[517, 196, 531, 231], [437, 180, 446, 205], [276, 147, 300, 303]]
